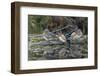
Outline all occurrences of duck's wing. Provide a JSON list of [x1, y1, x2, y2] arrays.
[[58, 34, 66, 42]]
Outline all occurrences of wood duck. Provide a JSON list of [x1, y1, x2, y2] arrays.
[[56, 32, 66, 43]]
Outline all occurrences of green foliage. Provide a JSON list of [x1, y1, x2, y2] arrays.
[[28, 15, 88, 35], [28, 15, 52, 34], [32, 38, 45, 43]]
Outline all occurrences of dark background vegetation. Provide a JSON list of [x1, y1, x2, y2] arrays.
[[28, 15, 88, 35]]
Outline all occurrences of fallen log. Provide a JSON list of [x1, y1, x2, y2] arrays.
[[30, 41, 64, 46]]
